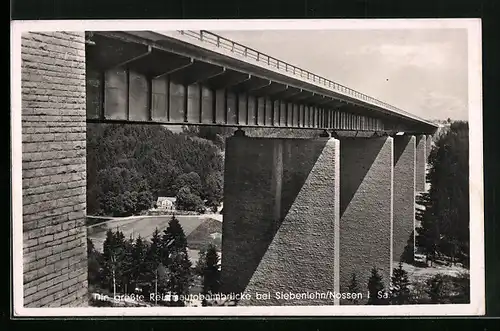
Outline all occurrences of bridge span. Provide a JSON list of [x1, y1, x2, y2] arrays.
[[20, 30, 436, 307]]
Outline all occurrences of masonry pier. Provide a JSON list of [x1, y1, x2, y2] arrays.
[[393, 135, 417, 264], [416, 135, 427, 192], [221, 135, 400, 305], [221, 136, 340, 305], [338, 136, 394, 304]]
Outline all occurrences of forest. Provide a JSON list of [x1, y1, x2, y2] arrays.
[[88, 215, 220, 307], [86, 124, 226, 216], [416, 121, 470, 268]]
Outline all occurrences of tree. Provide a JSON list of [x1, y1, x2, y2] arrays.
[[202, 244, 221, 295], [416, 121, 469, 267], [390, 262, 411, 305], [102, 229, 127, 297], [175, 186, 205, 212], [416, 192, 439, 266], [367, 267, 387, 305], [194, 246, 208, 277], [136, 191, 154, 213], [87, 238, 103, 286], [203, 172, 223, 211], [401, 230, 415, 264], [161, 215, 193, 305], [129, 235, 148, 291], [144, 228, 166, 302], [347, 273, 360, 305], [174, 172, 202, 196], [167, 251, 193, 306], [120, 236, 135, 294]]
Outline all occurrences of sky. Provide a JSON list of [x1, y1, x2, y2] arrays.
[[212, 29, 469, 121]]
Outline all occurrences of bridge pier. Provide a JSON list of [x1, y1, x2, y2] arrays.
[[416, 135, 427, 192], [221, 136, 340, 305], [221, 135, 397, 305], [339, 136, 394, 304], [393, 135, 416, 264]]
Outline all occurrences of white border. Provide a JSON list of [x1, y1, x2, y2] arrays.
[[11, 18, 484, 317]]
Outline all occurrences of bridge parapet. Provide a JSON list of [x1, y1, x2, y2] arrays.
[[174, 30, 434, 127]]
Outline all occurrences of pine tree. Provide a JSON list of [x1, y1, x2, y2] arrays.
[[390, 262, 411, 305], [416, 192, 439, 266], [167, 251, 193, 306], [194, 246, 208, 277], [203, 244, 221, 295], [161, 215, 193, 305], [401, 230, 415, 264], [367, 267, 386, 305], [347, 273, 360, 305], [102, 229, 127, 297], [87, 238, 103, 286], [130, 235, 148, 291], [120, 236, 135, 294], [144, 228, 163, 302]]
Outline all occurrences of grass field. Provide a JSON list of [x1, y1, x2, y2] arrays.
[[87, 215, 219, 252]]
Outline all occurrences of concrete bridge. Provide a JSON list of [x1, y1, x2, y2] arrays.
[[20, 30, 437, 307]]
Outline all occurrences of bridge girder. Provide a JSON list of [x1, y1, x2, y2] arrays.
[[85, 31, 438, 136]]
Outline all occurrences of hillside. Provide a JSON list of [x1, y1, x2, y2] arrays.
[[86, 123, 224, 217]]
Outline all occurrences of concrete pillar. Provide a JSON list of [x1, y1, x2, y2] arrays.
[[221, 136, 340, 306], [393, 136, 416, 264], [425, 135, 432, 192], [22, 32, 88, 307], [339, 137, 393, 304], [425, 134, 432, 160], [415, 135, 427, 192]]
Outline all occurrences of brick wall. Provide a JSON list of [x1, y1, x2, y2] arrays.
[[21, 31, 88, 307]]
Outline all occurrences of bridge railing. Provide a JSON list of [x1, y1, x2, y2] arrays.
[[177, 30, 416, 119]]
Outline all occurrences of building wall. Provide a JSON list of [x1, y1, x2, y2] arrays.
[[21, 31, 88, 307]]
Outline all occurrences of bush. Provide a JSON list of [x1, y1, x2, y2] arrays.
[[425, 274, 455, 304], [452, 272, 470, 303]]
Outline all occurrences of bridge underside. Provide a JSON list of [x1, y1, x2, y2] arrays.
[[85, 31, 436, 135]]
